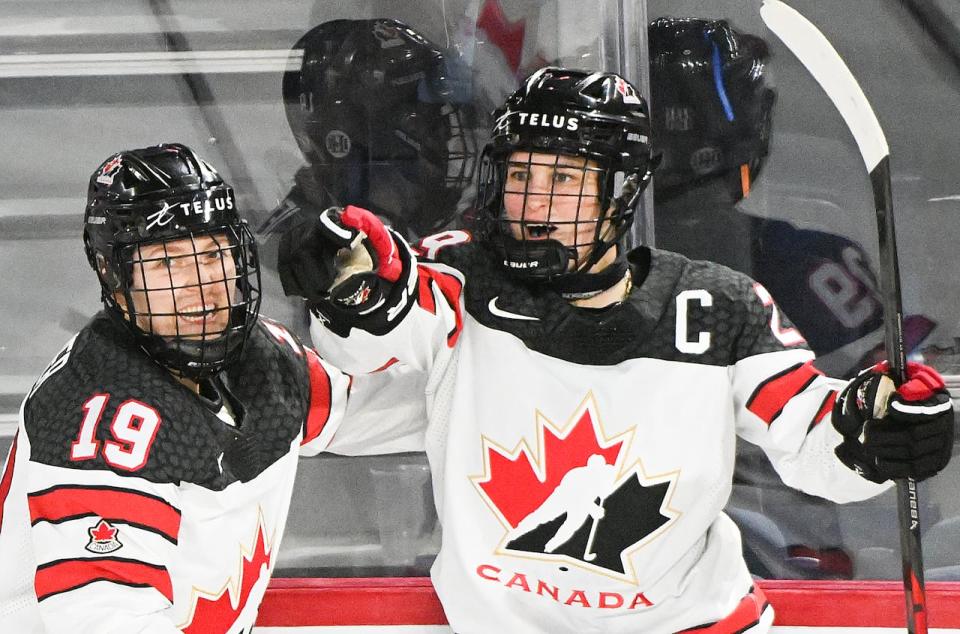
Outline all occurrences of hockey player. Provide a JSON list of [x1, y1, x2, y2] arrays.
[[256, 17, 481, 339], [0, 143, 359, 633], [648, 16, 935, 376], [648, 17, 939, 578], [278, 70, 954, 633], [259, 18, 479, 244]]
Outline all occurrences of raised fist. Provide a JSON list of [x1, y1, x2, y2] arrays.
[[278, 205, 401, 310]]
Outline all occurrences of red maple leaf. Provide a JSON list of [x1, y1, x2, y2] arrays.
[[100, 156, 121, 174], [475, 402, 624, 528], [181, 520, 273, 634], [477, 0, 526, 73], [89, 520, 118, 542]]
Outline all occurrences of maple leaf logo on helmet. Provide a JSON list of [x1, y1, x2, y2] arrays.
[[95, 156, 123, 186], [471, 394, 680, 583]]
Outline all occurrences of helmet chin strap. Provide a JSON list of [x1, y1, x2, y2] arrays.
[[492, 213, 631, 299], [548, 216, 628, 299], [549, 249, 628, 299]]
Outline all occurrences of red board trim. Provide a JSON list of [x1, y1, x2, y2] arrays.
[[258, 578, 960, 627]]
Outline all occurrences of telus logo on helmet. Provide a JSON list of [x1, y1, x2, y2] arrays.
[[515, 112, 580, 131], [145, 190, 236, 231], [177, 190, 235, 216]]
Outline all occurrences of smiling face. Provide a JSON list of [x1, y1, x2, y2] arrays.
[[120, 233, 238, 339]]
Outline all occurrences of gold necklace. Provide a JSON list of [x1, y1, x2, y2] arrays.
[[621, 269, 633, 301]]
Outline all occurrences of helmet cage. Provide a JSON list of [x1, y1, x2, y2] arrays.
[[284, 18, 479, 237], [84, 144, 262, 380], [479, 149, 645, 279], [477, 72, 653, 282], [649, 18, 775, 201], [99, 223, 261, 381]]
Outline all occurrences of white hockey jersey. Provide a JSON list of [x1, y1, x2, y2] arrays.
[[309, 232, 890, 634], [0, 314, 349, 634]]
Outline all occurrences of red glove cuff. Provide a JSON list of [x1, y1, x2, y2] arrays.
[[871, 360, 946, 401], [341, 205, 402, 283]]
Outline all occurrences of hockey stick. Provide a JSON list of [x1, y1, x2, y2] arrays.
[[583, 497, 604, 561], [759, 2, 925, 632], [147, 0, 266, 211]]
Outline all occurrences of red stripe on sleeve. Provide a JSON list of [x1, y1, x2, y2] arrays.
[[28, 486, 179, 543], [302, 348, 333, 446], [35, 557, 173, 603], [0, 432, 18, 532], [418, 268, 464, 347], [372, 357, 399, 373], [807, 390, 838, 434], [746, 361, 822, 425], [416, 268, 437, 315]]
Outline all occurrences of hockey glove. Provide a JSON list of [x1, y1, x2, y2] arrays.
[[278, 205, 401, 311], [832, 361, 955, 484]]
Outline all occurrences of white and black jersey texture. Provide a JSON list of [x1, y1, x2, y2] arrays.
[[0, 313, 348, 633], [309, 233, 890, 634]]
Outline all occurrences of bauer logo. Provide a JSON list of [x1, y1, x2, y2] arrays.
[[515, 112, 580, 132], [471, 394, 679, 584]]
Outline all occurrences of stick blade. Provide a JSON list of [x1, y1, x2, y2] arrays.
[[760, 0, 889, 171]]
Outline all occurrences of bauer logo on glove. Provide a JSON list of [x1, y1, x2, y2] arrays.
[[832, 361, 955, 484]]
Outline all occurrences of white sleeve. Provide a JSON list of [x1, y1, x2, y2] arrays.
[[309, 250, 466, 378], [297, 357, 429, 457], [6, 423, 184, 633], [732, 348, 891, 504], [322, 366, 429, 455]]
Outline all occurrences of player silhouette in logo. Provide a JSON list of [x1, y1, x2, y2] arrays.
[[511, 454, 617, 554]]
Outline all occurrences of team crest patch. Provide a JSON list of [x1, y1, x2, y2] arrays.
[[471, 394, 680, 584], [96, 156, 123, 186], [86, 519, 123, 554]]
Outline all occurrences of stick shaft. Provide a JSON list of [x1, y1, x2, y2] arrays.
[[871, 156, 927, 634], [759, 3, 927, 630]]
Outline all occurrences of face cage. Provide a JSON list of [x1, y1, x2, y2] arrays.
[[488, 152, 632, 276], [106, 224, 262, 380], [442, 103, 478, 202], [302, 102, 478, 236]]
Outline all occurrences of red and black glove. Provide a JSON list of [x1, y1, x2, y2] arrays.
[[278, 205, 401, 311], [832, 361, 954, 484]]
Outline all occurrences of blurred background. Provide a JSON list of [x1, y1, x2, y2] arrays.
[[1, 0, 959, 582]]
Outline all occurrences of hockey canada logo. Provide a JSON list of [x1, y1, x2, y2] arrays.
[[472, 395, 679, 583], [96, 156, 123, 186], [86, 519, 122, 554], [614, 77, 642, 105]]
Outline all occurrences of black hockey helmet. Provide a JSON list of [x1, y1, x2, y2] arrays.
[[83, 143, 261, 380], [477, 67, 655, 295], [283, 18, 479, 238], [649, 17, 775, 202]]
